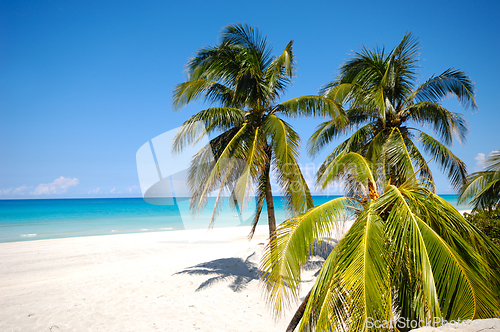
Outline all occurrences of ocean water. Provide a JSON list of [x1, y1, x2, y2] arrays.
[[0, 195, 470, 243]]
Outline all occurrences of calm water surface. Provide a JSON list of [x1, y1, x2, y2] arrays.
[[0, 195, 469, 243]]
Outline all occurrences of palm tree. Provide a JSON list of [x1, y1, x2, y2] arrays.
[[172, 23, 341, 237], [261, 129, 500, 331], [310, 33, 476, 191], [459, 150, 500, 212]]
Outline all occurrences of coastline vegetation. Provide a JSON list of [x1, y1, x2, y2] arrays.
[[464, 208, 500, 246], [460, 150, 500, 246], [173, 24, 500, 331], [261, 150, 500, 332], [459, 151, 500, 212], [260, 33, 500, 332]]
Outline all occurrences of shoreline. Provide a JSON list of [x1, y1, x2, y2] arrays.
[[1, 208, 473, 245], [0, 210, 475, 331]]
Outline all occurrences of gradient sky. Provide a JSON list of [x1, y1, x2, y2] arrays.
[[1, 0, 499, 198]]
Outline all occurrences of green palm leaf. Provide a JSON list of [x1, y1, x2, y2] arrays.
[[172, 23, 323, 238], [314, 32, 474, 189], [262, 150, 500, 331], [459, 151, 500, 211], [261, 197, 354, 316]]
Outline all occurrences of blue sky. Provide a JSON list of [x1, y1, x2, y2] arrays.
[[1, 0, 499, 198]]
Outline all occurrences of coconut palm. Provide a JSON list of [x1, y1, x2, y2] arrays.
[[261, 129, 500, 331], [459, 151, 500, 212], [310, 33, 476, 191], [172, 23, 342, 237]]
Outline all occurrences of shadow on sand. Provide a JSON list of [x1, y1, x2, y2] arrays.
[[174, 252, 260, 292], [174, 239, 339, 292]]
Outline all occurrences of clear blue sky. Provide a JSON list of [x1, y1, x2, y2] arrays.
[[1, 0, 499, 198]]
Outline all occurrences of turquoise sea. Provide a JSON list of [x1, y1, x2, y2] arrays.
[[0, 195, 470, 243]]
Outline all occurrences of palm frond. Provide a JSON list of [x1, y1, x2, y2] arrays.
[[278, 95, 345, 119], [264, 114, 314, 214], [172, 107, 246, 153], [264, 40, 294, 100], [173, 79, 236, 109], [316, 123, 375, 188], [381, 185, 443, 321], [261, 197, 354, 317], [382, 128, 418, 188], [417, 131, 467, 188], [410, 69, 477, 110], [189, 123, 249, 212], [317, 152, 377, 200], [302, 205, 390, 332], [404, 102, 468, 145]]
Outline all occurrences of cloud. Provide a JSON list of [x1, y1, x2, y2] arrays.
[[474, 153, 486, 171], [87, 187, 100, 194], [110, 188, 116, 193], [475, 151, 499, 171], [31, 177, 79, 195], [13, 185, 29, 195], [0, 187, 12, 195]]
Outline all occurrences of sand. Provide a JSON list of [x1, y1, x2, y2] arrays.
[[0, 210, 476, 331], [0, 226, 316, 332]]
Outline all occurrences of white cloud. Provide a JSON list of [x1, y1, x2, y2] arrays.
[[87, 188, 100, 194], [110, 188, 116, 193], [474, 152, 486, 171], [31, 177, 79, 195], [0, 187, 12, 195], [0, 185, 30, 196], [474, 151, 499, 171], [13, 185, 29, 195]]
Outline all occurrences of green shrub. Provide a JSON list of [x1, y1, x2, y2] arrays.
[[464, 206, 500, 246]]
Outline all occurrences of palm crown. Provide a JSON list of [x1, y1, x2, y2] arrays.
[[310, 33, 476, 191], [262, 142, 500, 332], [172, 24, 340, 237]]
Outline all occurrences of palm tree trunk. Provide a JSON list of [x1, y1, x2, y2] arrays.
[[286, 289, 311, 332], [265, 174, 276, 237]]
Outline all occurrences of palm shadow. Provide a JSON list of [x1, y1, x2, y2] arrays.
[[175, 239, 337, 292], [174, 252, 259, 292], [302, 239, 338, 277]]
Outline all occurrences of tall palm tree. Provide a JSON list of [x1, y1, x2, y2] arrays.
[[261, 129, 500, 331], [172, 23, 341, 237], [310, 33, 476, 191], [459, 150, 500, 212]]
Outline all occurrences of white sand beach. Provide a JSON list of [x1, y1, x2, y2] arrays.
[[0, 226, 316, 332], [0, 210, 476, 331]]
